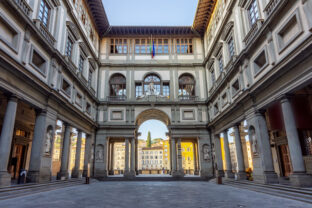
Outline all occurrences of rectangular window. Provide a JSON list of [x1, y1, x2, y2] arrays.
[[248, 0, 259, 26], [76, 93, 82, 106], [39, 0, 50, 27], [163, 83, 170, 97], [78, 55, 84, 73], [88, 69, 93, 86], [218, 55, 224, 73], [232, 80, 240, 96], [110, 39, 128, 54], [62, 79, 71, 96], [210, 67, 215, 85], [65, 37, 73, 58], [135, 83, 143, 97], [155, 39, 169, 54], [228, 37, 235, 58], [31, 50, 46, 75], [176, 38, 193, 54], [86, 102, 91, 115]]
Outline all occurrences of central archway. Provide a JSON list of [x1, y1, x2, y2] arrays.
[[135, 109, 171, 175], [135, 109, 171, 127]]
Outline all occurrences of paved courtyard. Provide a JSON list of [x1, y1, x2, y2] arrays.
[[0, 181, 311, 208]]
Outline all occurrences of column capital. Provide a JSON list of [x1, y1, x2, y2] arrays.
[[35, 108, 47, 116], [279, 94, 294, 103], [8, 94, 19, 102]]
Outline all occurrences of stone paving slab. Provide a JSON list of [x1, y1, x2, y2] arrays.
[[0, 181, 311, 208]]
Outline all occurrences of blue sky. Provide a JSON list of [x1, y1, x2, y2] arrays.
[[102, 0, 198, 26], [138, 120, 168, 140]]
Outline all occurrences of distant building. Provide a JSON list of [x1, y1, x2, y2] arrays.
[[163, 140, 170, 171], [141, 146, 163, 171], [113, 143, 125, 171]]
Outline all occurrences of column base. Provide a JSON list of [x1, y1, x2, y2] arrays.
[[27, 171, 40, 183], [253, 171, 279, 184], [200, 169, 213, 180], [71, 170, 82, 178], [57, 171, 69, 180], [0, 171, 11, 187], [290, 172, 312, 187], [124, 170, 136, 179], [172, 170, 185, 178], [224, 170, 235, 178], [235, 171, 247, 180]]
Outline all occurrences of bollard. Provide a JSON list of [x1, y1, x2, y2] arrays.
[[217, 176, 222, 184]]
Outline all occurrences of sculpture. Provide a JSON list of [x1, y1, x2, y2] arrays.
[[203, 144, 210, 160], [95, 145, 104, 161], [250, 128, 259, 155], [44, 128, 53, 155]]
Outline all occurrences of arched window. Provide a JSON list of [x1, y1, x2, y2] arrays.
[[109, 74, 126, 99], [143, 74, 161, 95], [179, 74, 195, 99]]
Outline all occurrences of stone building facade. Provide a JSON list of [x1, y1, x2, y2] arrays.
[[0, 0, 311, 186]]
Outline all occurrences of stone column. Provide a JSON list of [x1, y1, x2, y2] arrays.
[[174, 138, 184, 177], [28, 110, 47, 182], [124, 138, 130, 174], [57, 123, 71, 179], [214, 134, 224, 177], [281, 97, 312, 186], [72, 130, 82, 178], [193, 141, 197, 174], [251, 112, 278, 184], [130, 138, 136, 176], [233, 125, 246, 180], [223, 130, 234, 178], [110, 141, 114, 174], [170, 138, 177, 173], [0, 95, 18, 186], [135, 139, 138, 175], [83, 134, 91, 177]]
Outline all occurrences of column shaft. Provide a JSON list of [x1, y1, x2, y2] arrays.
[[58, 124, 71, 179], [125, 138, 129, 172], [72, 131, 82, 178], [130, 138, 135, 172], [83, 134, 91, 177], [214, 134, 224, 177], [234, 125, 246, 180], [0, 96, 18, 172], [170, 139, 177, 172], [28, 110, 47, 182], [223, 130, 234, 178], [0, 96, 18, 186], [281, 98, 305, 172], [177, 138, 184, 173]]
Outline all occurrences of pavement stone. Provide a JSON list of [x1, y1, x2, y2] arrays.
[[0, 181, 311, 208]]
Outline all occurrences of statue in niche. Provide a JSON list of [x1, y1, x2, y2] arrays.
[[44, 128, 53, 155], [91, 145, 94, 160], [147, 82, 156, 95], [203, 144, 210, 161], [250, 128, 259, 156], [95, 145, 104, 161]]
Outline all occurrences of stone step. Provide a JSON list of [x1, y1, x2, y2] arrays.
[[102, 176, 208, 182], [224, 181, 312, 204], [0, 179, 84, 200], [0, 178, 83, 192], [225, 180, 312, 196]]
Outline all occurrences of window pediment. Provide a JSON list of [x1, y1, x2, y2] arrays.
[[221, 21, 234, 41], [79, 41, 89, 57], [66, 21, 80, 40]]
